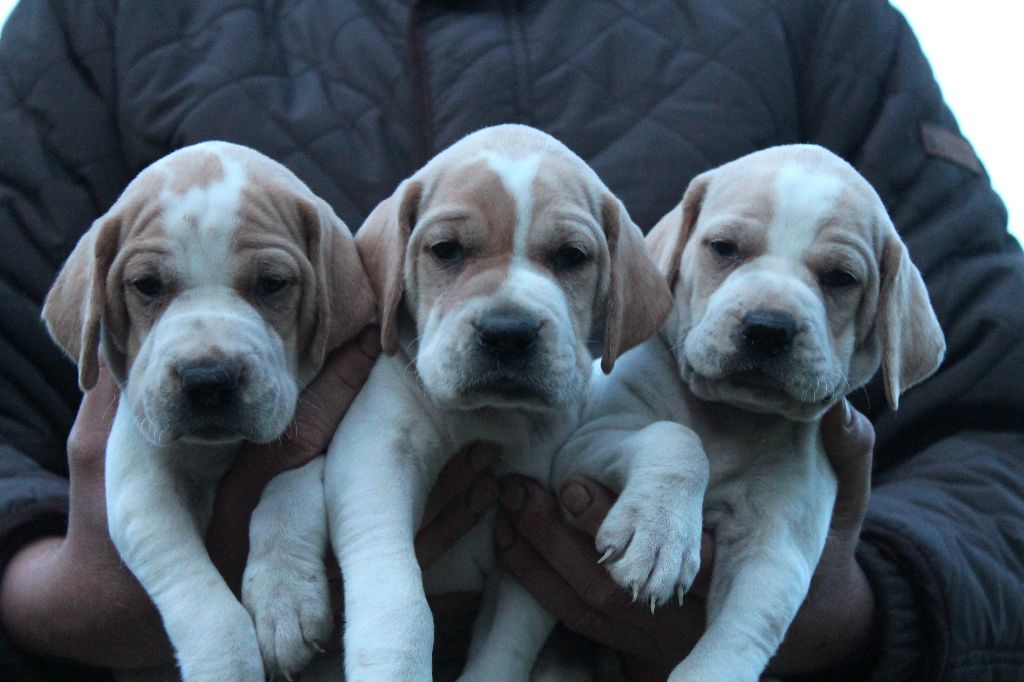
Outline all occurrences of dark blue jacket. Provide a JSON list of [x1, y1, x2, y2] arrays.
[[1, 1, 1021, 679]]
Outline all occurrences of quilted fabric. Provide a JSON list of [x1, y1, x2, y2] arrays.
[[0, 1, 1022, 679]]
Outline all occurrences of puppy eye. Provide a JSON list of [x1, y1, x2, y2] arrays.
[[708, 240, 741, 261], [256, 275, 291, 297], [429, 240, 463, 263], [130, 276, 164, 299], [552, 245, 589, 271], [819, 269, 859, 289]]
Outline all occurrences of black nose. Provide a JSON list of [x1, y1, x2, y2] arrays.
[[179, 363, 241, 408], [475, 313, 540, 359], [741, 310, 797, 357]]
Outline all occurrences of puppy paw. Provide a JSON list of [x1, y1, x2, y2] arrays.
[[242, 556, 332, 680], [594, 495, 701, 610]]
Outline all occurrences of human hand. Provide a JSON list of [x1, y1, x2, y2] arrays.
[[0, 353, 170, 666], [494, 399, 876, 679], [0, 327, 381, 668], [767, 398, 878, 677], [417, 442, 500, 672]]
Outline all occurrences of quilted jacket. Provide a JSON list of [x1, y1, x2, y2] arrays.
[[1, 1, 1021, 680]]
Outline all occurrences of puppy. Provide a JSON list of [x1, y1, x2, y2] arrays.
[[42, 142, 375, 682], [555, 145, 946, 681], [242, 124, 672, 680]]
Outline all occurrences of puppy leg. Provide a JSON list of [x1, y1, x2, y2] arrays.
[[564, 421, 707, 609], [242, 457, 332, 680], [457, 569, 558, 682], [668, 510, 829, 682], [326, 444, 437, 681], [106, 412, 262, 682]]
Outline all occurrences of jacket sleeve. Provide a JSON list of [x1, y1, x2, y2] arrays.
[[789, 1, 1024, 679], [0, 0, 126, 678]]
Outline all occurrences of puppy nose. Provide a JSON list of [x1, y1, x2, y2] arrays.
[[179, 363, 241, 408], [475, 313, 540, 358], [741, 310, 797, 357]]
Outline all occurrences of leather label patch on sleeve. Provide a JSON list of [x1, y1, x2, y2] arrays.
[[920, 122, 984, 175]]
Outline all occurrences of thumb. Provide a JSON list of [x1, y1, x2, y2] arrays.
[[821, 399, 875, 536], [559, 476, 618, 538]]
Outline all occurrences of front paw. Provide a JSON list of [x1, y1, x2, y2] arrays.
[[594, 495, 701, 610], [242, 555, 332, 680]]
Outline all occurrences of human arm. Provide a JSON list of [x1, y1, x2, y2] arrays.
[[0, 1, 131, 677], [791, 1, 1024, 678]]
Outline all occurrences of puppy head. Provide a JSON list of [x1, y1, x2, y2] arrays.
[[647, 145, 945, 420], [357, 124, 671, 411], [43, 142, 374, 444]]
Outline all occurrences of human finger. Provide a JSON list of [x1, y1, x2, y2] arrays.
[[415, 471, 498, 567], [559, 476, 716, 600], [820, 399, 875, 536], [66, 358, 119, 466], [557, 476, 617, 537], [421, 442, 501, 526], [493, 512, 658, 659], [499, 476, 665, 628]]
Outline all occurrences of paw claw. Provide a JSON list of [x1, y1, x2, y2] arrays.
[[595, 493, 703, 611]]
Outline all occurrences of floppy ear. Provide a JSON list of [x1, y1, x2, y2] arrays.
[[600, 195, 674, 374], [355, 180, 423, 355], [301, 198, 378, 368], [877, 229, 946, 409], [42, 216, 121, 391], [645, 171, 710, 290]]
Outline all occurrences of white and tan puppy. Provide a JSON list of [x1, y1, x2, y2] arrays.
[[242, 124, 672, 680], [42, 142, 375, 682], [556, 145, 946, 682]]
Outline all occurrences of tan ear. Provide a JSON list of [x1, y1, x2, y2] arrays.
[[301, 198, 378, 367], [645, 171, 710, 290], [42, 216, 121, 391], [355, 180, 422, 355], [601, 195, 674, 373], [877, 230, 946, 409]]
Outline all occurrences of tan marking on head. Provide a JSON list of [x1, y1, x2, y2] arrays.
[[230, 167, 374, 370], [411, 158, 518, 321], [166, 150, 226, 195]]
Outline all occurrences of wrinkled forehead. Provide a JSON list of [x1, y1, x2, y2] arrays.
[[118, 146, 311, 248], [419, 151, 601, 236], [701, 156, 882, 254]]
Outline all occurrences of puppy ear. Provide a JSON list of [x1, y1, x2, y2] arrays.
[[42, 216, 121, 391], [877, 229, 946, 409], [645, 171, 710, 290], [355, 180, 423, 355], [301, 198, 377, 368], [601, 195, 674, 373]]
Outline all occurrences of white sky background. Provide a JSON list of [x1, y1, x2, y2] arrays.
[[0, 1, 1019, 243]]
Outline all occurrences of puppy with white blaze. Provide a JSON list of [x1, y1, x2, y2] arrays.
[[555, 145, 946, 682], [42, 142, 376, 682], [242, 124, 673, 680]]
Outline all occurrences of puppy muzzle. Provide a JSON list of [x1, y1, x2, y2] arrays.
[[132, 309, 298, 445], [462, 310, 553, 404], [683, 303, 844, 420]]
